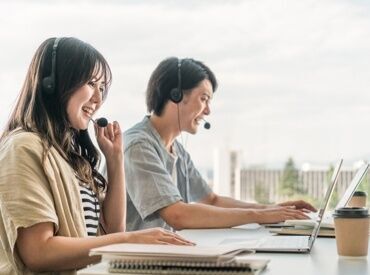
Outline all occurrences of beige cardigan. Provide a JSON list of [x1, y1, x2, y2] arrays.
[[0, 130, 87, 275]]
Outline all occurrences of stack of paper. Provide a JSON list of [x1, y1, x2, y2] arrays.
[[89, 243, 270, 275]]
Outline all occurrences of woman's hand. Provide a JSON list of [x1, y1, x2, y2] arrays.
[[96, 120, 126, 233], [125, 228, 195, 246], [95, 121, 123, 162]]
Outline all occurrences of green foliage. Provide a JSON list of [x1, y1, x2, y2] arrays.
[[250, 158, 370, 208], [254, 181, 271, 204], [279, 157, 305, 197]]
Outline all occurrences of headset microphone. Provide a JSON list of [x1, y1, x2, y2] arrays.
[[201, 118, 211, 130], [96, 117, 108, 127], [90, 117, 108, 127]]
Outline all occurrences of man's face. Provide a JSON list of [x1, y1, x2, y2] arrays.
[[179, 79, 213, 134]]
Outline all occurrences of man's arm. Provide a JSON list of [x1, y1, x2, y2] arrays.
[[200, 192, 317, 212], [159, 201, 309, 230], [199, 192, 268, 209]]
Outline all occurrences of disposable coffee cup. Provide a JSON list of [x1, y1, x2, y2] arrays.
[[333, 207, 369, 257], [347, 191, 367, 208]]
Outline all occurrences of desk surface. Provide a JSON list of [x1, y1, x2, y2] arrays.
[[78, 225, 369, 275], [179, 225, 369, 275]]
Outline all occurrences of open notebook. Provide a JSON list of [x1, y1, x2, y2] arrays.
[[89, 243, 269, 275]]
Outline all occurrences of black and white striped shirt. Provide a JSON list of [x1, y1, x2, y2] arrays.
[[79, 185, 100, 236]]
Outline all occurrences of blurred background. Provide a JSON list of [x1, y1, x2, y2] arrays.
[[1, 0, 369, 207]]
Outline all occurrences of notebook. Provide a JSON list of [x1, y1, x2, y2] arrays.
[[89, 243, 269, 275], [222, 159, 343, 253], [268, 225, 335, 237]]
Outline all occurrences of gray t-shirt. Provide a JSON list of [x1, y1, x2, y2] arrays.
[[124, 116, 212, 231]]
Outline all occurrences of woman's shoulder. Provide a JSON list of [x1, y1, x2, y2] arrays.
[[0, 130, 43, 154], [8, 130, 41, 144]]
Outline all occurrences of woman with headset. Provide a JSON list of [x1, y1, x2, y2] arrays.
[[0, 38, 192, 274], [123, 57, 317, 232]]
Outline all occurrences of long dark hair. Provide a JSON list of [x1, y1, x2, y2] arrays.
[[1, 37, 112, 195], [146, 57, 218, 116]]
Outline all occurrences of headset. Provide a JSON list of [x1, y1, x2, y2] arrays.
[[168, 58, 211, 130], [42, 37, 61, 95], [169, 58, 212, 204], [169, 58, 183, 103]]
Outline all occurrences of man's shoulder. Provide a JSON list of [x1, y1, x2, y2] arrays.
[[124, 118, 156, 149]]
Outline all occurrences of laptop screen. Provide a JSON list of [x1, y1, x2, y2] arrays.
[[335, 163, 369, 209], [308, 159, 343, 248]]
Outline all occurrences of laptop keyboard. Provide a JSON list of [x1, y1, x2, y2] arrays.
[[258, 236, 309, 249]]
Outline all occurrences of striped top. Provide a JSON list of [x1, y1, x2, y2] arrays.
[[79, 185, 100, 236]]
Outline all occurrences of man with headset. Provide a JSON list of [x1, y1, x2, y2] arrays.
[[123, 57, 316, 231]]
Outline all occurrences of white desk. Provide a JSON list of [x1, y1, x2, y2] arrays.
[[178, 225, 369, 275], [78, 225, 369, 275]]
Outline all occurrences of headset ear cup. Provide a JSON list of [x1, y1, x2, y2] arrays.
[[170, 88, 183, 103], [42, 38, 60, 95], [42, 76, 54, 94]]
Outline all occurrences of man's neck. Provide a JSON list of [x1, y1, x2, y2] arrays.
[[149, 114, 180, 152]]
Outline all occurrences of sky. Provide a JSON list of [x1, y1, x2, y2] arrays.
[[1, 0, 370, 170]]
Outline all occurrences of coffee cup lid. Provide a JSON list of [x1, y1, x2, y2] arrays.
[[353, 190, 367, 197], [333, 207, 369, 218]]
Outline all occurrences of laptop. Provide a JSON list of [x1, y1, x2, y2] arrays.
[[335, 163, 369, 209], [222, 159, 343, 253], [303, 162, 368, 221]]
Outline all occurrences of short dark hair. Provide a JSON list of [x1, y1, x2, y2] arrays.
[[146, 57, 218, 116]]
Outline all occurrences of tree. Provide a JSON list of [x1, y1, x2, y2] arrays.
[[279, 157, 304, 197], [254, 180, 270, 204]]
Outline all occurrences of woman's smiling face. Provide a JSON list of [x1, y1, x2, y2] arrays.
[[66, 75, 106, 130]]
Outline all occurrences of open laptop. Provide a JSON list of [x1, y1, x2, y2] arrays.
[[302, 162, 368, 221], [223, 159, 343, 253], [265, 162, 368, 228], [335, 163, 369, 209]]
